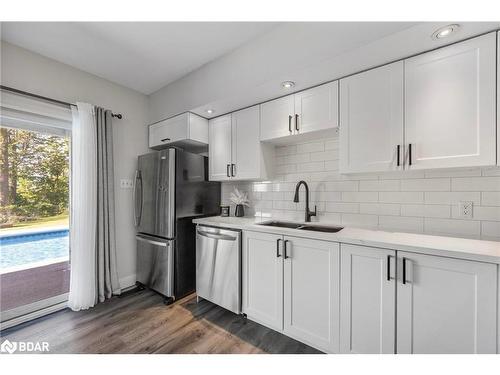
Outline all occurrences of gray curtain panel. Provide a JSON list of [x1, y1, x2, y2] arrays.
[[96, 107, 121, 302]]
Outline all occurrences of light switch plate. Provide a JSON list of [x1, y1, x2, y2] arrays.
[[120, 179, 133, 189], [459, 201, 473, 219]]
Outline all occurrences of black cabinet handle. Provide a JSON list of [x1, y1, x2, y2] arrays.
[[276, 239, 282, 258], [288, 115, 292, 133], [226, 164, 230, 178], [408, 144, 413, 166], [396, 145, 401, 167], [161, 138, 170, 142], [402, 257, 407, 284], [231, 164, 236, 177], [284, 240, 290, 259], [295, 114, 299, 131], [387, 255, 391, 281]]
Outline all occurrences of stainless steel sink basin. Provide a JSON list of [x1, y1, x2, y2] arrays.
[[298, 225, 344, 233], [258, 221, 303, 229], [259, 221, 344, 233]]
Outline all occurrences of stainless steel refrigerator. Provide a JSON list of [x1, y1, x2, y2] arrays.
[[134, 148, 220, 302]]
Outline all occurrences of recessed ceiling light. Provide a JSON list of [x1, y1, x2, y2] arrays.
[[281, 81, 295, 89], [432, 24, 460, 40], [205, 109, 214, 115]]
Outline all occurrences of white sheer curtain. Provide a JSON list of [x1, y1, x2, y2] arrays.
[[68, 103, 97, 311]]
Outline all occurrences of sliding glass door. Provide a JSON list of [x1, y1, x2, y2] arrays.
[[0, 125, 71, 324]]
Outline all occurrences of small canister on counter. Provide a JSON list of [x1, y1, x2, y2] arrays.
[[220, 205, 230, 217]]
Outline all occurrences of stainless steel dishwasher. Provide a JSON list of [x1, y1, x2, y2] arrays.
[[195, 225, 241, 314]]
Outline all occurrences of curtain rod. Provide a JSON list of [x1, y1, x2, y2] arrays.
[[0, 85, 123, 119]]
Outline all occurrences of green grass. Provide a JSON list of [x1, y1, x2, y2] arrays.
[[0, 214, 69, 232]]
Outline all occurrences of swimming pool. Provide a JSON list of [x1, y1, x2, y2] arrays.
[[0, 229, 69, 271]]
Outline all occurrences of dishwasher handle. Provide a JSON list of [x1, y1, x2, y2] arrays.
[[197, 229, 237, 241]]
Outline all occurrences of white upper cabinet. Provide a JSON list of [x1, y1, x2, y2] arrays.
[[397, 252, 497, 354], [283, 236, 340, 353], [209, 106, 273, 181], [294, 81, 339, 135], [260, 95, 295, 141], [340, 244, 396, 354], [208, 114, 232, 181], [149, 112, 208, 151], [340, 62, 404, 173], [231, 106, 263, 180], [260, 81, 339, 142], [405, 33, 497, 169]]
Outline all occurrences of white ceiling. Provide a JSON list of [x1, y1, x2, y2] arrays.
[[0, 22, 279, 94]]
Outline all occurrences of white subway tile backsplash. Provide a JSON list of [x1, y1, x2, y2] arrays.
[[359, 180, 400, 191], [424, 192, 481, 205], [400, 178, 450, 191], [341, 213, 378, 228], [379, 192, 423, 204], [424, 218, 481, 238], [379, 215, 424, 233], [296, 141, 324, 154], [481, 192, 500, 206], [401, 204, 450, 218], [360, 203, 400, 216], [221, 136, 500, 241], [342, 191, 378, 203], [325, 202, 359, 214], [324, 181, 359, 191], [481, 221, 500, 239], [297, 161, 325, 172], [451, 177, 500, 191]]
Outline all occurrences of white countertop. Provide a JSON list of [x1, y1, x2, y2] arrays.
[[193, 216, 500, 264]]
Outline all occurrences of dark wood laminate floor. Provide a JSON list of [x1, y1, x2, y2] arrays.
[[1, 289, 321, 354]]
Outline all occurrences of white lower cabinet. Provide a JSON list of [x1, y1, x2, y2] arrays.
[[242, 231, 283, 332], [242, 231, 340, 353], [283, 236, 340, 353], [242, 231, 498, 354], [396, 251, 498, 354], [340, 244, 396, 354]]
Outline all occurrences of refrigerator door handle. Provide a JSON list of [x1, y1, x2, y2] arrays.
[[136, 234, 168, 247], [167, 149, 176, 238], [133, 170, 143, 227]]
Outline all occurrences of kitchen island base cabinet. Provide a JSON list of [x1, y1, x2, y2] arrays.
[[339, 244, 396, 354], [397, 252, 498, 354], [242, 231, 284, 332]]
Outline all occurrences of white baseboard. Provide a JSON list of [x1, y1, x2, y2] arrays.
[[119, 274, 137, 290]]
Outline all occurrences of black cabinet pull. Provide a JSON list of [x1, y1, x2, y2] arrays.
[[396, 145, 401, 167], [284, 240, 290, 259], [276, 239, 282, 258], [161, 138, 170, 142], [408, 144, 413, 166], [402, 257, 407, 284], [387, 255, 391, 281], [226, 164, 230, 178], [295, 114, 299, 131], [288, 115, 292, 133], [231, 164, 236, 177]]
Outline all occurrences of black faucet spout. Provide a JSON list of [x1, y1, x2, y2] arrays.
[[293, 180, 317, 222]]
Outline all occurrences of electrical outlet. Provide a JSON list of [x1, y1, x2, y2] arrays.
[[120, 179, 133, 189], [459, 201, 473, 219]]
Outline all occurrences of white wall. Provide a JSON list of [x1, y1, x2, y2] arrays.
[[1, 41, 149, 287], [222, 137, 500, 241]]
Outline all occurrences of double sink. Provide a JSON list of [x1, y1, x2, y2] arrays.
[[258, 221, 344, 233]]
